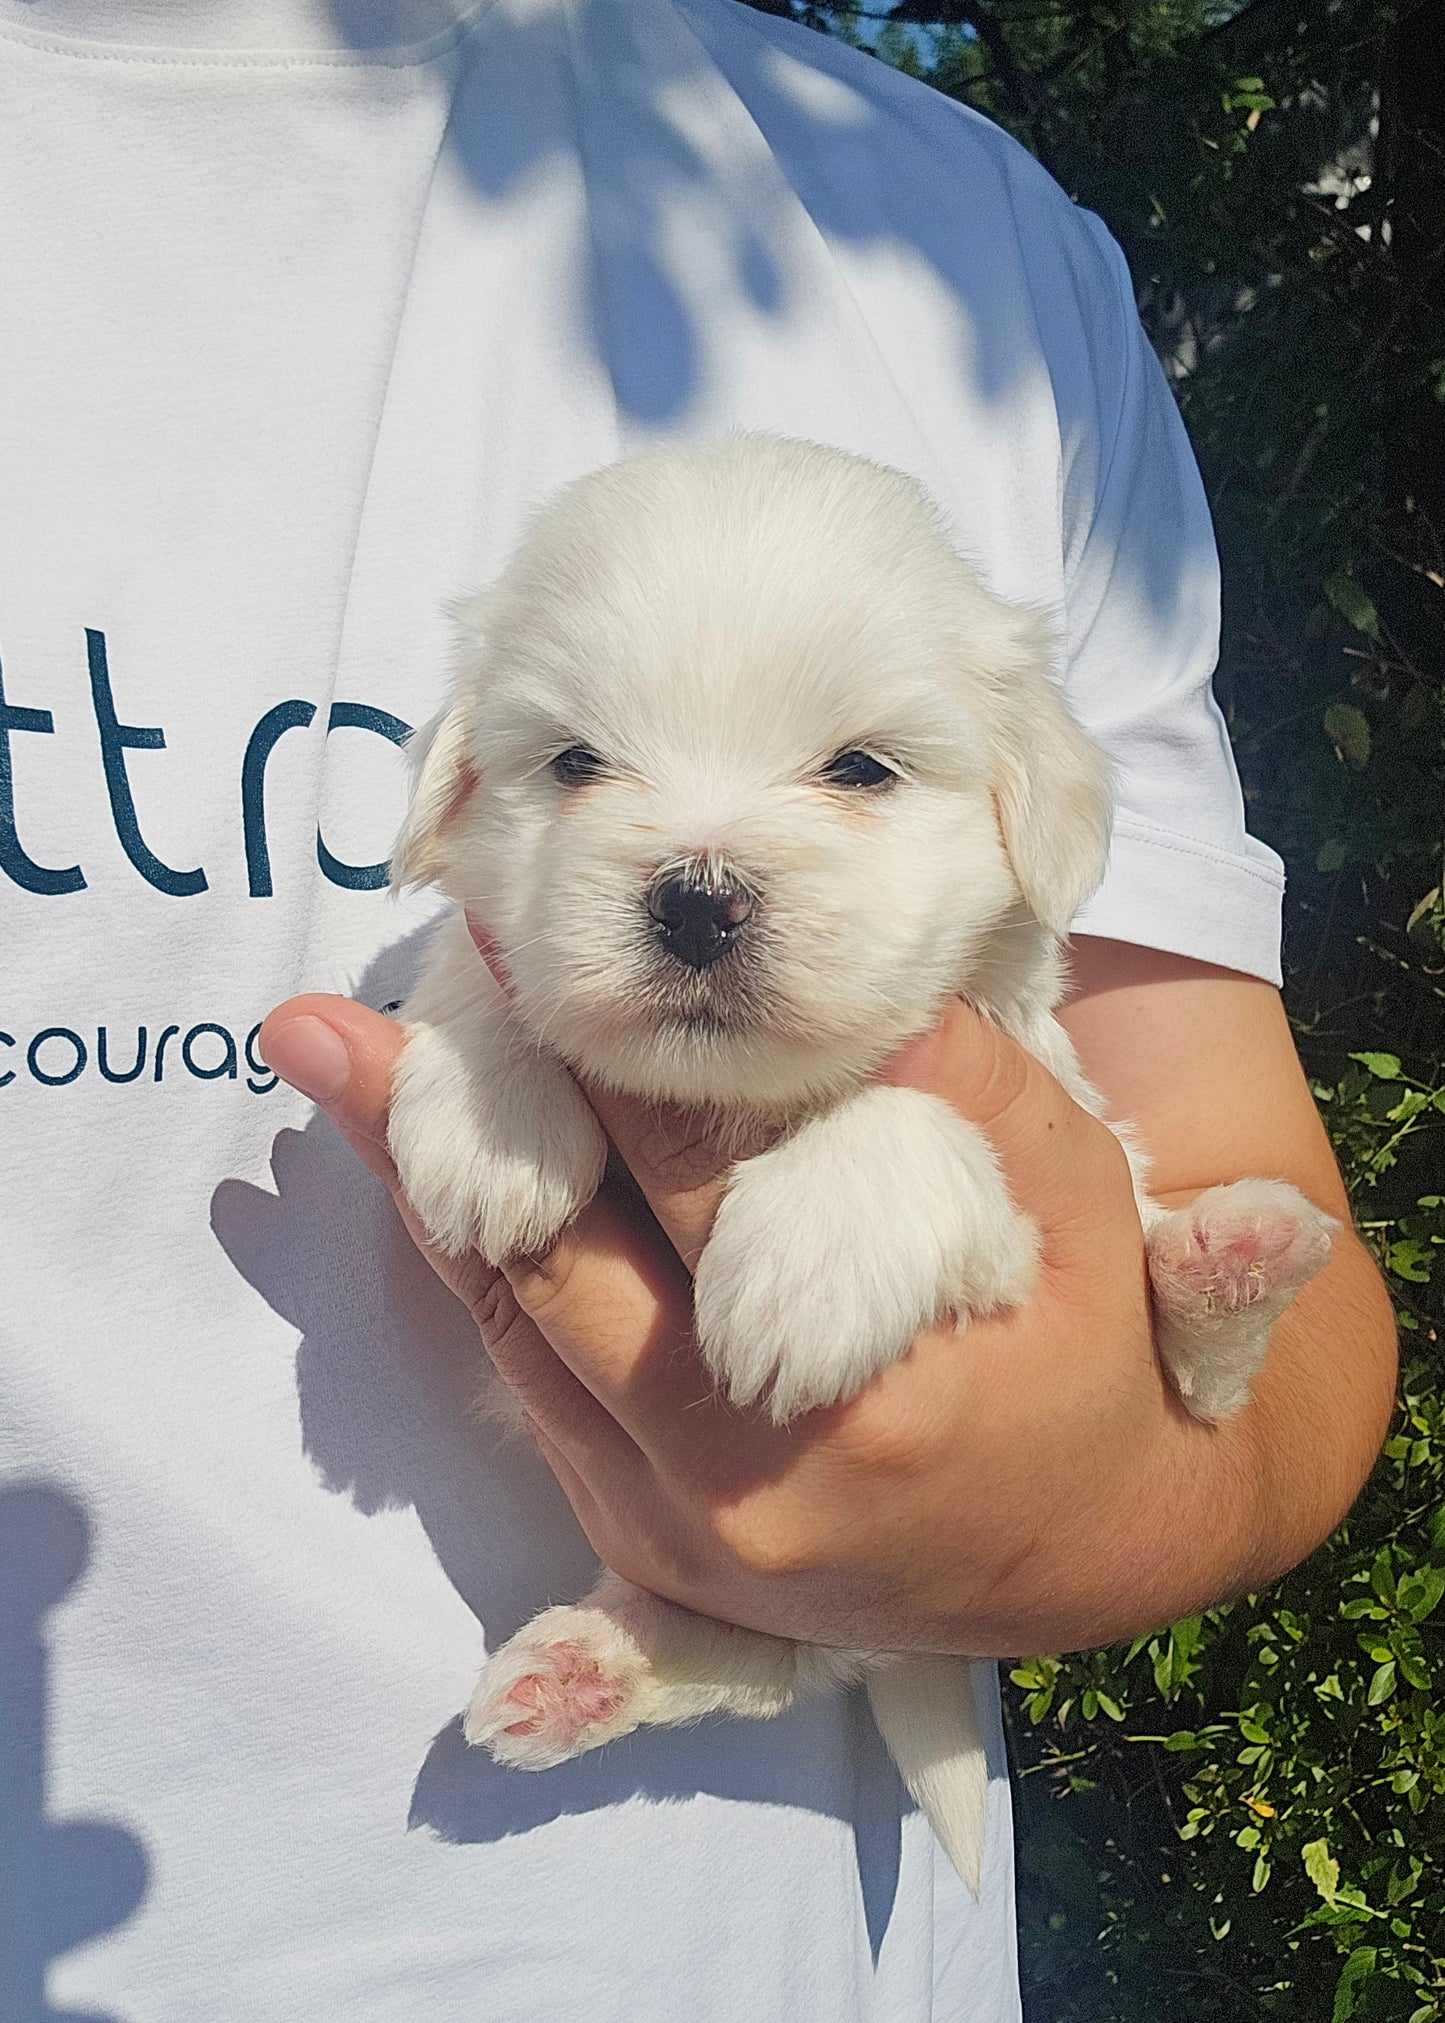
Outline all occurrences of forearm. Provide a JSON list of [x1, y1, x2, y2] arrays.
[[956, 1224, 1399, 1660], [995, 937, 1404, 1653], [890, 1229, 1384, 1658], [1167, 1221, 1397, 1602]]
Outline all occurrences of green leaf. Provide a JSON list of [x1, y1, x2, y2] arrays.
[[1324, 569, 1382, 639], [1368, 1660, 1397, 1704], [1352, 1052, 1403, 1082], [1324, 702, 1372, 766], [1388, 1240, 1434, 1284], [1397, 1649, 1431, 1691], [1386, 1089, 1429, 1123], [1305, 1838, 1341, 1903], [1317, 837, 1349, 874], [1333, 1947, 1379, 2022], [1403, 1566, 1445, 1620], [1386, 1856, 1423, 1901], [1222, 75, 1276, 114]]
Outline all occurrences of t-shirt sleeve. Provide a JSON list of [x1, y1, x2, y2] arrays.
[[1057, 211, 1285, 984]]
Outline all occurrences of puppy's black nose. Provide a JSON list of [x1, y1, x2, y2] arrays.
[[648, 873, 754, 970]]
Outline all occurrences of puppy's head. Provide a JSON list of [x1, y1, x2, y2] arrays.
[[395, 436, 1111, 1109]]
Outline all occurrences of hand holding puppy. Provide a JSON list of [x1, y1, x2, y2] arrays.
[[261, 983, 1226, 1661], [260, 975, 1305, 1887]]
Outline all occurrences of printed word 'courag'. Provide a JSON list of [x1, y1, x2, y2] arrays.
[[2, 1021, 278, 1093]]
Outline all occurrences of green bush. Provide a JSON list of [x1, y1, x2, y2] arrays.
[[755, 3, 1445, 2014]]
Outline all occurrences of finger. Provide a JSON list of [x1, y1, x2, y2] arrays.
[[578, 1087, 773, 1273], [460, 1258, 653, 1481], [502, 1174, 751, 1450], [880, 997, 1138, 1249], [258, 995, 403, 1183]]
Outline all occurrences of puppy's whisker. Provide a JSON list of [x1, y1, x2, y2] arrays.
[[453, 920, 558, 966]]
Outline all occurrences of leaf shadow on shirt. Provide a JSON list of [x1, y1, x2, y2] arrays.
[[0, 1484, 151, 2023], [209, 926, 916, 1965], [421, 0, 1033, 423], [322, 0, 1198, 627]]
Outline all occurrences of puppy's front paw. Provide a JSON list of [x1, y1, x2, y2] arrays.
[[389, 1022, 605, 1262], [465, 1605, 658, 1768], [695, 1086, 1038, 1421], [1148, 1178, 1337, 1420]]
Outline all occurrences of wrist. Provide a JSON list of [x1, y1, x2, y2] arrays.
[[970, 1393, 1252, 1658], [967, 1232, 1397, 1659]]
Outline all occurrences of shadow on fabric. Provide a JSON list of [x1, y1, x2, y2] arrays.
[[324, 0, 1203, 629], [0, 1484, 150, 2023]]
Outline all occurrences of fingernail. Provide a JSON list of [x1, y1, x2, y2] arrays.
[[259, 1016, 351, 1105]]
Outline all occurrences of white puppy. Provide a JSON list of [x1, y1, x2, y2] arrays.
[[387, 434, 1335, 1891]]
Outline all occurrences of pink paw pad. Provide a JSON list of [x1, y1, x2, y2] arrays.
[[499, 1640, 629, 1747], [1150, 1181, 1335, 1321]]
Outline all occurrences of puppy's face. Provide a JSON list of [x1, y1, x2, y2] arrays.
[[397, 439, 1111, 1111]]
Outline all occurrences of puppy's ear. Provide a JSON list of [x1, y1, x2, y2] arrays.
[[389, 697, 479, 892], [984, 613, 1113, 937], [390, 595, 493, 892]]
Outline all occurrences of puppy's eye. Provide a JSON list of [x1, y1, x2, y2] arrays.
[[819, 750, 897, 790], [550, 746, 606, 787]]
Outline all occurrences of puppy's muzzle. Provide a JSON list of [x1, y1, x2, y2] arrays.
[[648, 870, 755, 971]]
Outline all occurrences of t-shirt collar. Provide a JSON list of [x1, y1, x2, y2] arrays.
[[0, 0, 487, 59]]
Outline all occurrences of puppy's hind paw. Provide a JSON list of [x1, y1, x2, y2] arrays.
[[1148, 1178, 1337, 1421], [464, 1607, 656, 1769], [1149, 1179, 1336, 1322]]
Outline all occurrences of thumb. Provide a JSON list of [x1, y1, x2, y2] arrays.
[[258, 995, 404, 1182], [881, 996, 1135, 1238]]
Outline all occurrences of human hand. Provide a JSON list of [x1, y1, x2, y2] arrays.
[[256, 980, 1264, 1659]]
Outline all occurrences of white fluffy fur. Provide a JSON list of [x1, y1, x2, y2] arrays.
[[388, 435, 1337, 1894], [696, 1084, 1039, 1418]]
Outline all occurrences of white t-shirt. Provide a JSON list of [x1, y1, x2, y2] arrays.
[[0, 2, 1284, 2017]]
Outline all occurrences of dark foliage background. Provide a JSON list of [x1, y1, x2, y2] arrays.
[[742, 4, 1445, 2014]]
